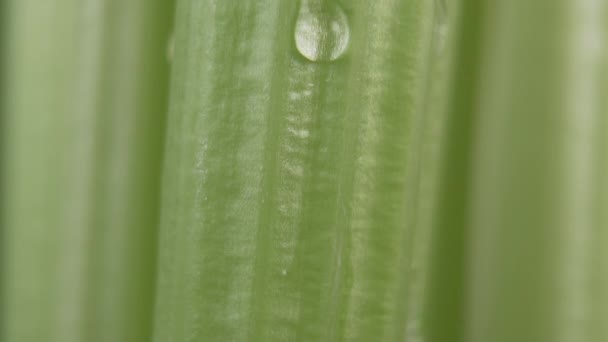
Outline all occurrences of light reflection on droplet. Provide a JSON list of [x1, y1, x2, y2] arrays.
[[294, 1, 350, 62]]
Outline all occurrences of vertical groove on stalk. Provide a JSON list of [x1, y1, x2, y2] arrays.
[[420, 0, 485, 341], [402, 0, 452, 340]]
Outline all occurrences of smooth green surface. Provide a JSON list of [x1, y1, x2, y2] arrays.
[[466, 1, 607, 341], [417, 1, 608, 341], [1, 1, 174, 341], [153, 1, 434, 341], [420, 0, 484, 341]]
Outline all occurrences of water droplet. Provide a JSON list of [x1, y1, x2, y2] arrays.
[[294, 1, 350, 62]]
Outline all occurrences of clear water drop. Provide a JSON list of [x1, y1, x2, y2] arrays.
[[294, 1, 350, 62]]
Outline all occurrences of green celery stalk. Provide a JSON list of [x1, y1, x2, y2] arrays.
[[417, 1, 608, 341], [153, 1, 434, 341], [417, 0, 484, 341], [1, 1, 174, 341], [466, 1, 607, 341]]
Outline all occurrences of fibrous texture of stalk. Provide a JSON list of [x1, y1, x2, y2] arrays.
[[1, 1, 174, 341], [153, 1, 434, 341]]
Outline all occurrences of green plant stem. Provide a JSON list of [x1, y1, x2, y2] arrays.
[[153, 1, 434, 341], [1, 1, 174, 341], [418, 0, 484, 341], [467, 2, 607, 341], [419, 1, 608, 341]]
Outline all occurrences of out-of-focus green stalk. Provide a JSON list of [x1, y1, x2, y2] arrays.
[[1, 1, 174, 341], [467, 1, 607, 341], [153, 1, 434, 341], [417, 1, 608, 341], [416, 1, 484, 341], [403, 0, 455, 340]]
